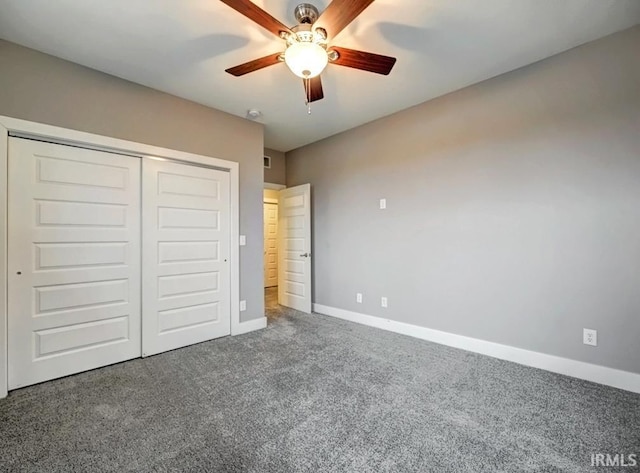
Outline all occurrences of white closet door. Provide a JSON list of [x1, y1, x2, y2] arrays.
[[8, 138, 141, 389], [142, 158, 230, 356]]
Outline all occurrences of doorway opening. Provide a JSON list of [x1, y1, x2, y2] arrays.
[[264, 186, 283, 322]]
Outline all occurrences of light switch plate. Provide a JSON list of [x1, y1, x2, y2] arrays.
[[379, 198, 387, 210], [239, 235, 246, 246], [240, 300, 247, 311]]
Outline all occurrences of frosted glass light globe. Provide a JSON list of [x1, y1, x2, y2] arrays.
[[284, 42, 328, 78]]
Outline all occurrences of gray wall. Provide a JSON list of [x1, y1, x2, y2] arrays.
[[287, 26, 640, 374], [264, 147, 286, 185], [0, 40, 265, 323]]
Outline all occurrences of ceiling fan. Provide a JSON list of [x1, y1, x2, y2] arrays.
[[220, 0, 397, 107]]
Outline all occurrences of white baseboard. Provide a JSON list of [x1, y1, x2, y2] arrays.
[[313, 304, 640, 394], [233, 317, 267, 336]]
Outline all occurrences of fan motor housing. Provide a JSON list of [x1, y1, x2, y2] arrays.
[[294, 3, 320, 24]]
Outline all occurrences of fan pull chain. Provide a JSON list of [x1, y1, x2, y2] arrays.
[[305, 76, 311, 114]]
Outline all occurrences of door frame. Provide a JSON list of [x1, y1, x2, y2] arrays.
[[264, 183, 285, 204], [0, 116, 242, 399], [264, 183, 285, 192]]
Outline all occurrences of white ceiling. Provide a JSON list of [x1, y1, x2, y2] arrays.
[[0, 1, 638, 151]]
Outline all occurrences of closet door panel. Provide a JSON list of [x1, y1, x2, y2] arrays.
[[8, 138, 141, 389], [142, 159, 231, 356]]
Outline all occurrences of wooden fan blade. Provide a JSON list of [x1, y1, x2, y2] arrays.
[[220, 0, 292, 37], [314, 0, 375, 40], [303, 76, 324, 103], [225, 52, 282, 76], [329, 46, 396, 75]]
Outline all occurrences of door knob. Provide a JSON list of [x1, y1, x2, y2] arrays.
[[299, 253, 311, 258]]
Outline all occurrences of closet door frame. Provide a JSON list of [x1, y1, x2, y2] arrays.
[[0, 115, 241, 399]]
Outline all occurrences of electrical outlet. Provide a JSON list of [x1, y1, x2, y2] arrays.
[[239, 235, 246, 246], [583, 328, 597, 346], [379, 198, 387, 210], [356, 293, 363, 303], [381, 297, 388, 308], [240, 300, 247, 311]]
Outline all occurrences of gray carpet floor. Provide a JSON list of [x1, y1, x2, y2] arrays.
[[1, 288, 638, 472]]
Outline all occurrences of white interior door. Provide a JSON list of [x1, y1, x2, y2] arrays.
[[142, 158, 230, 356], [264, 202, 278, 288], [8, 138, 141, 389], [278, 184, 312, 313]]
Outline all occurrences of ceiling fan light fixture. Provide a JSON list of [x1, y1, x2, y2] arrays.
[[284, 41, 328, 78]]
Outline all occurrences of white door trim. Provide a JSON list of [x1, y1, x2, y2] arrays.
[[264, 183, 285, 203], [0, 115, 242, 399], [0, 123, 7, 399], [264, 183, 286, 191]]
